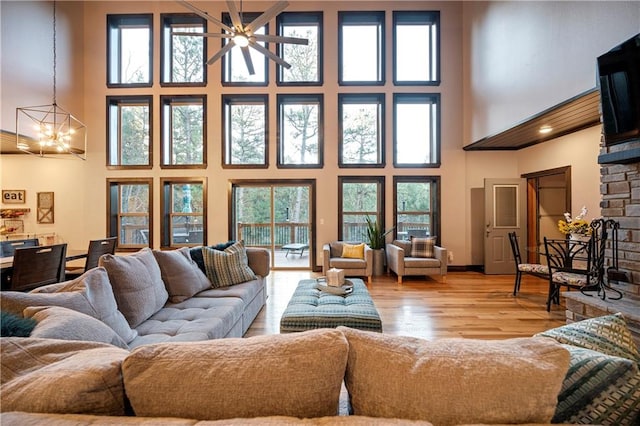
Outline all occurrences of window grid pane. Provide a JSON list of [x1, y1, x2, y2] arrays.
[[394, 94, 440, 167], [278, 94, 322, 167], [107, 15, 152, 86], [393, 11, 440, 84], [169, 182, 204, 246], [162, 15, 206, 84], [161, 96, 205, 167], [339, 178, 384, 242], [339, 94, 384, 166], [223, 96, 268, 166], [107, 97, 151, 167], [339, 12, 384, 85], [222, 13, 267, 84], [116, 183, 150, 248]]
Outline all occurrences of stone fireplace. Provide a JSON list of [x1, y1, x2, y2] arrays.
[[564, 138, 640, 346]]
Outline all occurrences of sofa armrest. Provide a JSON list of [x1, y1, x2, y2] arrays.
[[364, 245, 373, 277], [434, 246, 447, 276], [322, 244, 331, 274], [385, 243, 405, 275], [246, 247, 270, 277]]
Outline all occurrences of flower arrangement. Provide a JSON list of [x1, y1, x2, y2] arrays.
[[558, 206, 591, 236]]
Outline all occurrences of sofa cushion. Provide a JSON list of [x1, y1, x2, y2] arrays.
[[0, 268, 137, 343], [554, 344, 639, 425], [202, 241, 257, 288], [25, 306, 128, 349], [0, 311, 36, 337], [153, 247, 211, 303], [536, 312, 640, 362], [329, 258, 367, 269], [122, 329, 348, 420], [1, 337, 128, 416], [342, 243, 365, 259], [99, 248, 169, 328], [339, 327, 569, 425], [410, 237, 435, 258], [403, 257, 441, 268]]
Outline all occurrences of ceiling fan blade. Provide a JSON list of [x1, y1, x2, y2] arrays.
[[244, 1, 289, 33], [241, 46, 255, 75], [250, 42, 291, 69], [226, 0, 244, 32], [173, 31, 233, 39], [177, 0, 235, 34], [207, 41, 235, 65], [252, 34, 308, 45]]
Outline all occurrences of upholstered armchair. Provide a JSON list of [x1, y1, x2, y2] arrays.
[[322, 242, 373, 285], [386, 239, 447, 284]]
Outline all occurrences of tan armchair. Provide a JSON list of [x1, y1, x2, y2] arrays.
[[386, 240, 447, 284], [322, 242, 373, 285]]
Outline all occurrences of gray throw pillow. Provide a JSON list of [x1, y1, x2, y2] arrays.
[[99, 248, 168, 328], [202, 241, 257, 288], [25, 306, 129, 349], [0, 268, 136, 344], [153, 247, 211, 303]]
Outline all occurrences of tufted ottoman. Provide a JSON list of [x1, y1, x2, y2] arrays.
[[280, 278, 382, 333]]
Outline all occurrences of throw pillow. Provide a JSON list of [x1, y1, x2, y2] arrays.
[[202, 241, 257, 288], [0, 311, 36, 337], [338, 326, 570, 425], [553, 344, 639, 426], [152, 247, 212, 303], [0, 268, 137, 344], [342, 243, 365, 259], [410, 236, 436, 258], [99, 248, 169, 328], [25, 306, 129, 349], [536, 312, 640, 362], [190, 241, 236, 274], [1, 337, 129, 415], [122, 329, 348, 420]]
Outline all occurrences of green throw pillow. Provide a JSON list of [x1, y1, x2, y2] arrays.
[[0, 311, 36, 337], [202, 240, 257, 288], [536, 312, 640, 362]]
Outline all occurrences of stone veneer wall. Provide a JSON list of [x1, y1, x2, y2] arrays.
[[564, 138, 640, 347]]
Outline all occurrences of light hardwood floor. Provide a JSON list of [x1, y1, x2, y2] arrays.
[[245, 270, 567, 339]]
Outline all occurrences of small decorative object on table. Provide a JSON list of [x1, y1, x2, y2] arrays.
[[326, 267, 345, 287], [558, 206, 592, 238], [316, 277, 353, 296]]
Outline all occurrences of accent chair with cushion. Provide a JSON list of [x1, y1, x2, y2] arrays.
[[322, 242, 373, 285], [386, 237, 447, 284]]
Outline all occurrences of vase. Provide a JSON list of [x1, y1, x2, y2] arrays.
[[569, 233, 590, 242], [372, 249, 385, 276]]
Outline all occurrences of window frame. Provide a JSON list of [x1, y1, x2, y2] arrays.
[[276, 11, 324, 86], [160, 13, 207, 87], [222, 94, 269, 169], [160, 177, 208, 249], [392, 11, 440, 86], [221, 12, 269, 86], [338, 11, 385, 86], [277, 93, 324, 169], [393, 93, 441, 168], [106, 95, 153, 170], [107, 178, 153, 251], [392, 176, 441, 246], [338, 176, 385, 242], [338, 93, 385, 168], [107, 14, 153, 88], [160, 94, 207, 169]]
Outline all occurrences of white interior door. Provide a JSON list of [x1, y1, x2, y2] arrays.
[[484, 178, 526, 274]]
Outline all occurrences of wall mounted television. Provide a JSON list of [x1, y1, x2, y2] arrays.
[[597, 33, 640, 146]]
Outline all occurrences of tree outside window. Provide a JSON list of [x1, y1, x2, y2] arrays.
[[277, 12, 323, 85], [339, 94, 384, 167], [161, 179, 206, 248], [161, 95, 206, 168], [278, 94, 323, 168], [107, 179, 153, 250], [161, 14, 206, 85], [394, 177, 439, 241], [339, 177, 384, 242], [107, 14, 152, 87], [107, 96, 152, 168], [223, 95, 268, 167]]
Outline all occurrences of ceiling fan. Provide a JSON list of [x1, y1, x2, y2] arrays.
[[176, 0, 308, 75]]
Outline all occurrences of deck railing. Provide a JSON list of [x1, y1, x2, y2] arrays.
[[238, 222, 310, 248]]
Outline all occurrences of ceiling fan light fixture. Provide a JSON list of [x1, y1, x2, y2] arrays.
[[233, 33, 250, 47]]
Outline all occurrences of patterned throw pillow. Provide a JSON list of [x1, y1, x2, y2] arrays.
[[189, 241, 236, 274], [202, 240, 257, 288], [342, 243, 365, 259], [410, 237, 436, 258], [536, 312, 640, 362]]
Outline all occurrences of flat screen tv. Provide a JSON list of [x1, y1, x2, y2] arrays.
[[597, 33, 640, 146]]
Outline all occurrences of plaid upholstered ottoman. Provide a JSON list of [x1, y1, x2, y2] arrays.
[[280, 278, 382, 333]]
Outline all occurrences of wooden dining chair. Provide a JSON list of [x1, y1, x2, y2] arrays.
[[508, 232, 549, 296], [65, 237, 117, 279], [7, 243, 67, 292], [0, 238, 39, 257]]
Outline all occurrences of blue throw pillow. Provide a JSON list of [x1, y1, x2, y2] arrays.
[[1, 311, 36, 337]]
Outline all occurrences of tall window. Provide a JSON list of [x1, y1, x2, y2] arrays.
[[222, 13, 267, 85], [161, 95, 206, 168], [393, 11, 440, 85], [339, 94, 384, 167], [107, 96, 152, 168], [393, 176, 440, 243], [339, 176, 385, 242], [277, 94, 323, 168], [277, 12, 323, 85], [394, 93, 440, 167], [338, 11, 384, 85], [107, 179, 153, 250], [161, 14, 207, 85], [222, 95, 268, 167], [107, 14, 152, 87], [161, 178, 207, 248]]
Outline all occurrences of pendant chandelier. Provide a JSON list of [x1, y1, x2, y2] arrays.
[[16, 0, 86, 159]]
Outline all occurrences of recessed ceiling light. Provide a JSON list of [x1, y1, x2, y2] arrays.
[[539, 125, 553, 134]]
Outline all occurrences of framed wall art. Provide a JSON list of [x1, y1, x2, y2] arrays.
[[37, 192, 54, 224], [2, 190, 26, 204]]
